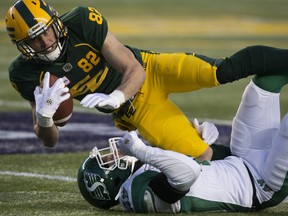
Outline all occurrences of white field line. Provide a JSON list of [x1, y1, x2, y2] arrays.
[[0, 170, 76, 182]]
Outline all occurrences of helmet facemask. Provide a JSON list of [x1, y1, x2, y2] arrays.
[[90, 137, 137, 171], [16, 16, 67, 63]]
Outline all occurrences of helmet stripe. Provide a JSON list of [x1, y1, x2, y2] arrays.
[[14, 1, 37, 28], [39, 0, 55, 16]]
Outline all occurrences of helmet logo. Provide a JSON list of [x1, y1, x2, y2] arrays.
[[84, 172, 112, 201]]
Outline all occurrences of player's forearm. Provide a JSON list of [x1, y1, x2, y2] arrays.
[[31, 103, 59, 147], [116, 60, 146, 101], [101, 31, 146, 102], [131, 141, 201, 192], [33, 124, 59, 147]]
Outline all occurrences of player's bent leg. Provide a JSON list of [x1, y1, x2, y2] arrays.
[[230, 80, 281, 160], [257, 114, 288, 208], [231, 76, 288, 209], [260, 114, 288, 190]]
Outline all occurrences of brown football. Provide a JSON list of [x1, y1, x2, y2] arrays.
[[40, 74, 73, 127]]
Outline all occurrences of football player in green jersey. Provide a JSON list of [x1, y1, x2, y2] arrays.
[[77, 75, 288, 212], [6, 0, 288, 160]]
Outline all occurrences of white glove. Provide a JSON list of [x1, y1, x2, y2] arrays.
[[117, 131, 145, 156], [80, 90, 125, 110], [34, 72, 70, 127], [193, 118, 219, 145]]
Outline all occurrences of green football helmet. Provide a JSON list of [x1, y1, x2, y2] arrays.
[[77, 137, 136, 209]]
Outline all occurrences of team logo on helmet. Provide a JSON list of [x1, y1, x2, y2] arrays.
[[83, 171, 112, 201]]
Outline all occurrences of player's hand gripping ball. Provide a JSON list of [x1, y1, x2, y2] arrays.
[[40, 74, 73, 127]]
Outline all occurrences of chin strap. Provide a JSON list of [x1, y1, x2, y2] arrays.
[[37, 41, 62, 62]]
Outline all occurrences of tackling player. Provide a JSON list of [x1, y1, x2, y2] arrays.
[[5, 0, 288, 160], [78, 74, 288, 212]]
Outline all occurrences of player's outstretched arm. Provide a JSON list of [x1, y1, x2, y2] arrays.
[[117, 131, 201, 193]]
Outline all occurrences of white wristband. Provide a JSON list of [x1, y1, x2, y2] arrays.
[[109, 90, 125, 105], [36, 112, 54, 128]]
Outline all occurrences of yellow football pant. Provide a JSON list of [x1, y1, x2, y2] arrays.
[[114, 51, 220, 157]]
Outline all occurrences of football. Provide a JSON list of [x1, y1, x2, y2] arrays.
[[40, 74, 73, 127]]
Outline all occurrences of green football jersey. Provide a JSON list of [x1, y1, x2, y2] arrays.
[[9, 6, 142, 103]]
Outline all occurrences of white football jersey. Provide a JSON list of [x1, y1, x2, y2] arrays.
[[119, 156, 254, 213]]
